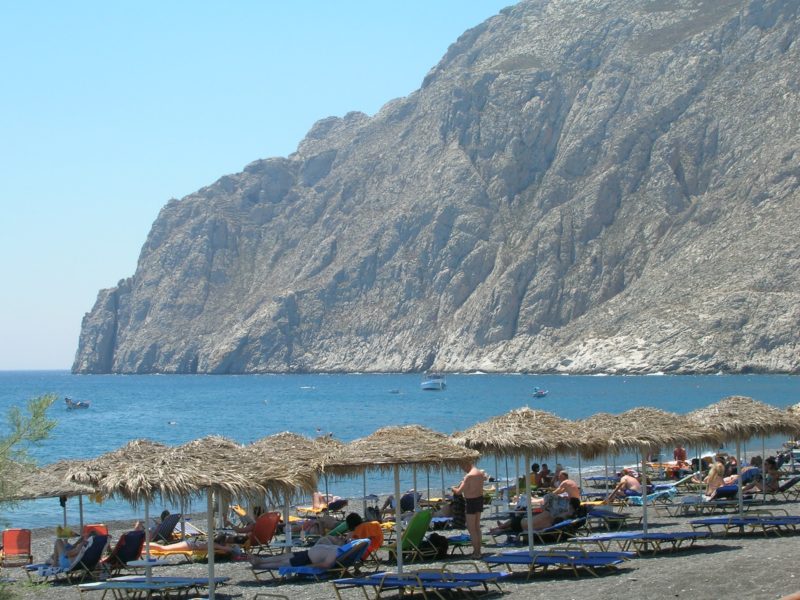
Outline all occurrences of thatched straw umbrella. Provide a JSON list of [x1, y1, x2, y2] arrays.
[[323, 425, 480, 573], [0, 460, 95, 529], [246, 432, 332, 546], [687, 395, 800, 515], [452, 407, 580, 556], [578, 407, 722, 531]]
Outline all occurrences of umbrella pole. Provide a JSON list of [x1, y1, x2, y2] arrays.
[[207, 491, 216, 600], [525, 452, 534, 557], [284, 491, 293, 548], [515, 456, 521, 498], [504, 456, 510, 500], [362, 472, 368, 519], [604, 454, 609, 495], [737, 439, 743, 517], [762, 436, 767, 504], [577, 454, 583, 498], [641, 449, 649, 534], [78, 495, 84, 531], [144, 502, 152, 578], [412, 465, 418, 512], [394, 465, 404, 574], [441, 467, 445, 501], [426, 468, 430, 506]]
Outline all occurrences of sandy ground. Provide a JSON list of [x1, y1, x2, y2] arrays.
[[3, 474, 800, 599]]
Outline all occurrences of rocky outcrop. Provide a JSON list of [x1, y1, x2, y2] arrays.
[[73, 0, 800, 374]]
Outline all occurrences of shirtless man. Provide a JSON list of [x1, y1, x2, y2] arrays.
[[604, 468, 642, 501], [452, 462, 486, 558], [551, 471, 581, 499], [249, 540, 341, 570]]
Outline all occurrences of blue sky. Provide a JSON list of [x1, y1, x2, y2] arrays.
[[0, 1, 512, 370]]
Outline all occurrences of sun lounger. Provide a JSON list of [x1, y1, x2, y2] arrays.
[[100, 529, 145, 576], [586, 508, 635, 531], [573, 530, 711, 554], [496, 516, 587, 546], [484, 548, 629, 579], [331, 571, 483, 600], [77, 575, 229, 598], [151, 513, 182, 543], [689, 515, 800, 536], [275, 539, 371, 582], [26, 534, 108, 583], [253, 538, 370, 582]]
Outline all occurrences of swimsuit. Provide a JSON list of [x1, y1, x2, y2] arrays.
[[289, 550, 312, 566], [465, 496, 484, 515]]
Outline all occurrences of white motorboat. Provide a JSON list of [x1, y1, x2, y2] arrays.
[[421, 374, 446, 391]]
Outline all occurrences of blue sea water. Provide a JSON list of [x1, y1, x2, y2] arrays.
[[1, 370, 797, 529]]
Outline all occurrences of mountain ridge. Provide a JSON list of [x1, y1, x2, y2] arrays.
[[74, 0, 800, 375]]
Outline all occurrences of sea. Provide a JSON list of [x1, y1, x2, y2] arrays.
[[1, 370, 797, 529]]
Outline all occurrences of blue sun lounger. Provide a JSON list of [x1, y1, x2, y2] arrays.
[[484, 549, 631, 579], [331, 572, 483, 600], [690, 515, 800, 536], [77, 575, 229, 598], [275, 539, 370, 581], [573, 530, 711, 554]]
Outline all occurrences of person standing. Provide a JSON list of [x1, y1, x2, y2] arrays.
[[452, 463, 486, 559]]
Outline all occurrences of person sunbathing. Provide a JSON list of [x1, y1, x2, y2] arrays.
[[697, 461, 725, 500], [603, 468, 642, 501], [743, 457, 780, 494], [249, 540, 341, 570], [489, 495, 581, 535], [48, 532, 95, 568], [550, 471, 581, 499], [148, 538, 239, 556]]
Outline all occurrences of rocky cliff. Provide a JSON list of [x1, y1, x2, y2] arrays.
[[74, 0, 800, 374]]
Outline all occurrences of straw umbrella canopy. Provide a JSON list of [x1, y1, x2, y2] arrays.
[[452, 407, 581, 557], [322, 425, 480, 574], [246, 431, 334, 546], [687, 395, 800, 516], [1, 460, 95, 501], [451, 406, 582, 457], [577, 407, 723, 532]]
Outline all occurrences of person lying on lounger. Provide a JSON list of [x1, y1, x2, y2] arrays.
[[148, 538, 239, 556], [489, 495, 582, 535], [249, 541, 341, 570]]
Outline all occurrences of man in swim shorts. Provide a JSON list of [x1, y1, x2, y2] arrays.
[[249, 540, 340, 570], [452, 462, 486, 558]]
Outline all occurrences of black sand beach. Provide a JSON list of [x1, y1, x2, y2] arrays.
[[5, 491, 800, 600]]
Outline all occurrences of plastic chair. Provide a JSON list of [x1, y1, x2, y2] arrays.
[[0, 528, 33, 567]]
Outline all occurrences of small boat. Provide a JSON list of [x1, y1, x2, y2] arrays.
[[65, 397, 90, 410], [532, 387, 548, 398], [421, 373, 446, 391]]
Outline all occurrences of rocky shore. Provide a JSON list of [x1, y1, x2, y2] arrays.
[[4, 492, 800, 600]]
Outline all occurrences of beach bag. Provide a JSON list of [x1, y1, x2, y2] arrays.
[[426, 532, 449, 559]]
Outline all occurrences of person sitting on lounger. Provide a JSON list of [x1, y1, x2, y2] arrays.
[[48, 531, 95, 568], [603, 469, 642, 501], [696, 460, 725, 501], [743, 457, 780, 494], [551, 471, 581, 499]]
